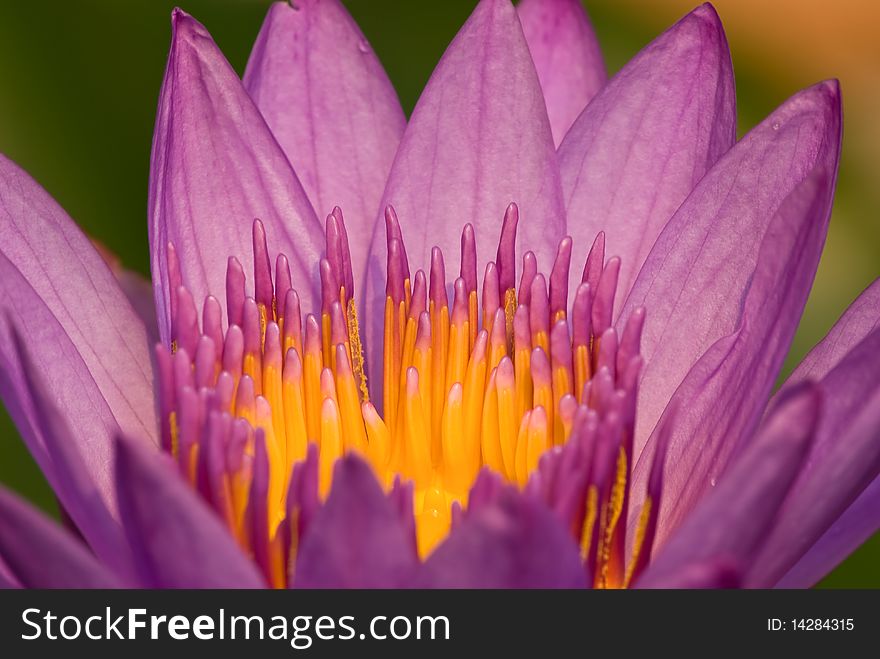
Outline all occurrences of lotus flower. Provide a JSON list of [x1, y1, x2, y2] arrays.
[[0, 0, 876, 590]]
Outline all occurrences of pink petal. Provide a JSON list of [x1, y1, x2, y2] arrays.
[[364, 0, 565, 384], [243, 0, 406, 289], [758, 279, 880, 587], [777, 476, 880, 588], [2, 330, 135, 579], [115, 434, 265, 588], [149, 10, 323, 342], [416, 488, 586, 588], [0, 155, 157, 514], [624, 81, 841, 544], [0, 486, 121, 588], [294, 455, 418, 588], [787, 277, 880, 384], [558, 4, 735, 306], [748, 326, 880, 586], [517, 0, 606, 146], [94, 241, 159, 344], [637, 384, 820, 588]]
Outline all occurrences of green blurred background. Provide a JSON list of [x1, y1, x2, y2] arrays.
[[0, 0, 876, 585]]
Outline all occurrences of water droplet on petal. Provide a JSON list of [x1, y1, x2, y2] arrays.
[[357, 39, 370, 54], [710, 477, 717, 487], [772, 122, 780, 131]]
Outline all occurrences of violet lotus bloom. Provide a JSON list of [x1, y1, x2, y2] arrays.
[[0, 0, 876, 590]]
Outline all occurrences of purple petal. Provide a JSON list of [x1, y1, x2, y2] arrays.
[[3, 330, 135, 579], [0, 555, 19, 588], [623, 81, 841, 542], [748, 327, 880, 587], [0, 156, 157, 506], [558, 4, 735, 305], [787, 277, 880, 384], [115, 434, 265, 588], [517, 0, 606, 146], [754, 279, 880, 587], [368, 0, 564, 302], [0, 486, 121, 588], [94, 241, 160, 345], [637, 384, 820, 588], [114, 269, 159, 346], [294, 455, 418, 588], [776, 475, 880, 588], [243, 0, 405, 288], [416, 488, 586, 588], [150, 10, 323, 342]]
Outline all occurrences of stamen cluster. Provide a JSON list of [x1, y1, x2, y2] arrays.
[[157, 204, 660, 588]]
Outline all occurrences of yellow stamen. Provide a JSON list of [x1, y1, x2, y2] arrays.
[[258, 303, 269, 350], [346, 298, 369, 403], [595, 447, 628, 589], [168, 224, 642, 578], [440, 383, 466, 494], [255, 397, 285, 528], [580, 485, 599, 563], [525, 406, 549, 477], [503, 288, 517, 352], [403, 368, 432, 487], [574, 344, 591, 403], [243, 352, 261, 396], [467, 290, 478, 352], [496, 364, 518, 480], [282, 354, 308, 472], [363, 402, 391, 480], [514, 345, 532, 422], [624, 497, 653, 588], [319, 397, 343, 498], [169, 411, 180, 459], [551, 366, 572, 446], [480, 370, 505, 474], [429, 301, 450, 464], [303, 338, 322, 442], [514, 410, 532, 487], [334, 346, 368, 454], [263, 362, 287, 468], [321, 312, 332, 369]]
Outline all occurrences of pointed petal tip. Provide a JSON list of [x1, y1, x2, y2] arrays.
[[296, 451, 417, 589], [762, 380, 824, 457], [807, 77, 842, 107], [816, 79, 843, 121], [152, 2, 324, 335], [773, 378, 823, 420], [168, 11, 222, 64], [243, 0, 404, 291], [331, 451, 375, 483], [419, 487, 586, 588], [817, 77, 841, 98], [673, 2, 725, 37], [170, 7, 202, 36], [692, 2, 722, 23], [780, 78, 842, 123]]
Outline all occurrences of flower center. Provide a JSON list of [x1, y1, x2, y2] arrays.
[[156, 204, 649, 588]]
